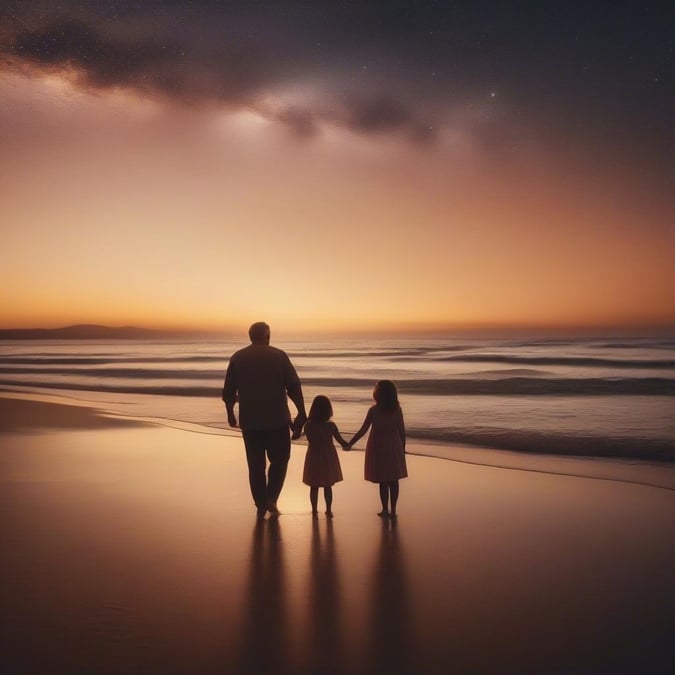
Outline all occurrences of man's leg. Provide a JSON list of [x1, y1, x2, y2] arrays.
[[242, 430, 268, 510], [265, 427, 291, 507]]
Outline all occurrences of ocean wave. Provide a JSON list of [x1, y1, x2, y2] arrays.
[[394, 354, 675, 369], [1, 375, 673, 396], [0, 380, 219, 397], [0, 348, 459, 365], [3, 350, 672, 371], [0, 355, 226, 365], [406, 426, 675, 462], [287, 346, 474, 358], [589, 339, 675, 349], [0, 345, 476, 365], [500, 338, 675, 349], [500, 339, 582, 348], [0, 367, 223, 379], [304, 377, 675, 396]]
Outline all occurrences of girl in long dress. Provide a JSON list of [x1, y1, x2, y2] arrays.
[[346, 380, 407, 518], [302, 395, 349, 517]]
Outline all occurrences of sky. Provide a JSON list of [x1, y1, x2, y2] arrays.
[[1, 1, 673, 335]]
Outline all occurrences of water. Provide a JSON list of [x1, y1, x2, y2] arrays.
[[1, 336, 673, 464]]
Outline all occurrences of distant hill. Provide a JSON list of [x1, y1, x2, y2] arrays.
[[0, 324, 221, 340]]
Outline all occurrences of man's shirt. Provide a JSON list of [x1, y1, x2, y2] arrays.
[[222, 344, 300, 431]]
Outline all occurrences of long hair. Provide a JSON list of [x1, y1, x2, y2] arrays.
[[308, 395, 333, 422], [374, 380, 399, 411]]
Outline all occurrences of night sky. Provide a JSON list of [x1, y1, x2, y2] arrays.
[[1, 1, 673, 333]]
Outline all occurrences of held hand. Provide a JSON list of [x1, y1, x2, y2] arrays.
[[291, 412, 306, 438]]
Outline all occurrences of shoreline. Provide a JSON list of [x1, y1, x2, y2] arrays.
[[2, 390, 674, 493], [1, 379, 673, 463], [1, 392, 674, 673]]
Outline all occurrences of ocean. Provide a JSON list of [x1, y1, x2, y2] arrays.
[[0, 336, 673, 468]]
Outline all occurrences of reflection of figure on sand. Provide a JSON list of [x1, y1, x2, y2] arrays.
[[236, 518, 292, 675], [305, 517, 344, 674], [366, 519, 413, 675]]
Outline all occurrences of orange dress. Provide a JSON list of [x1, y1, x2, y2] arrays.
[[364, 406, 408, 482], [302, 420, 344, 487]]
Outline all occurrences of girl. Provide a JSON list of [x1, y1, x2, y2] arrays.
[[346, 380, 407, 518], [302, 395, 349, 517]]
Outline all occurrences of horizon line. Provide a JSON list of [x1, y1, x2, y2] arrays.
[[1, 322, 674, 339]]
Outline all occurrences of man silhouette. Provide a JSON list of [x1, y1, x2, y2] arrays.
[[223, 322, 306, 517]]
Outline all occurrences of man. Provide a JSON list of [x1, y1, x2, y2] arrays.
[[222, 322, 306, 517]]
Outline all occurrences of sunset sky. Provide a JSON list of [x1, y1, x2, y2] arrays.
[[1, 1, 673, 335]]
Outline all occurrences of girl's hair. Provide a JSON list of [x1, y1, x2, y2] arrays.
[[308, 395, 333, 422], [374, 380, 399, 410]]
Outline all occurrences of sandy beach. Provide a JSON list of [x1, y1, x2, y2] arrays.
[[1, 394, 673, 674]]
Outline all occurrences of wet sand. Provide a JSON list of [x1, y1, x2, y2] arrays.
[[1, 395, 674, 674]]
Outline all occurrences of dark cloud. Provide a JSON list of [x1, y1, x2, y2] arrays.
[[0, 0, 672, 163], [347, 96, 437, 143], [0, 9, 438, 143], [4, 16, 262, 104], [349, 96, 414, 133], [269, 105, 318, 139], [1, 8, 439, 143]]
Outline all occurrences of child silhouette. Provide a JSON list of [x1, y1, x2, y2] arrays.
[[301, 395, 349, 517], [346, 380, 407, 518]]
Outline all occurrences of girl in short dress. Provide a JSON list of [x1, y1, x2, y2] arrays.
[[302, 395, 349, 517], [346, 380, 407, 518]]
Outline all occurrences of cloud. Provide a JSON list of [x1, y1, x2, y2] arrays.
[[3, 16, 261, 104], [0, 11, 437, 144], [346, 96, 437, 143], [268, 105, 319, 139]]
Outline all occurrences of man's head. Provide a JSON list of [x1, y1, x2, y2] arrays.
[[248, 322, 271, 345]]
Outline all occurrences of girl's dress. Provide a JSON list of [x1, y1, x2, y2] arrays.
[[302, 420, 344, 487], [364, 405, 408, 483]]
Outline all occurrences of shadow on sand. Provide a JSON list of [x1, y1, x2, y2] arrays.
[[365, 518, 414, 675], [236, 518, 291, 675], [235, 515, 414, 675], [305, 517, 344, 674]]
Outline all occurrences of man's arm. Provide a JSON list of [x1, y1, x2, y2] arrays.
[[222, 362, 238, 428], [288, 381, 307, 435], [284, 354, 306, 435]]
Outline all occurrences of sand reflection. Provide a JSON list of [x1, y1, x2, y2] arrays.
[[305, 517, 344, 674], [236, 518, 291, 675], [366, 518, 413, 675]]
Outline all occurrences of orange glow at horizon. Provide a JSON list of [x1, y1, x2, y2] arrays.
[[1, 72, 674, 335]]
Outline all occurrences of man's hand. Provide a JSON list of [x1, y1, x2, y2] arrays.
[[291, 412, 306, 440], [227, 411, 238, 428]]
